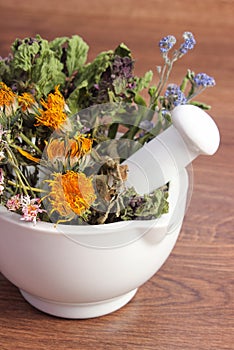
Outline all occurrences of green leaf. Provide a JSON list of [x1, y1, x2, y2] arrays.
[[75, 50, 113, 88], [49, 37, 68, 60], [66, 35, 89, 76], [11, 39, 41, 72], [66, 80, 88, 113], [134, 70, 153, 93], [0, 60, 9, 79], [67, 50, 114, 111], [148, 85, 157, 97], [113, 77, 127, 95], [135, 189, 169, 218], [31, 50, 65, 97], [120, 186, 169, 221], [189, 101, 211, 110], [134, 94, 147, 106]]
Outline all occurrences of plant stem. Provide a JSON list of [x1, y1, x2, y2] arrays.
[[149, 57, 177, 110], [6, 147, 35, 196], [180, 76, 189, 92], [7, 180, 47, 193], [19, 132, 42, 155]]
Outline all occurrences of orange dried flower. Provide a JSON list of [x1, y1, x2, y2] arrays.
[[47, 171, 96, 219], [76, 134, 93, 156], [46, 135, 93, 163], [18, 92, 36, 112], [35, 86, 67, 129], [0, 82, 15, 107]]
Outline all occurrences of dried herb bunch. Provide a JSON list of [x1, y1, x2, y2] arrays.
[[0, 32, 215, 225]]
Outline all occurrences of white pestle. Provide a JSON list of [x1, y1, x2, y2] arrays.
[[124, 104, 220, 194]]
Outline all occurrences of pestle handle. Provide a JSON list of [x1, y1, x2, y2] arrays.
[[171, 104, 220, 156], [124, 104, 220, 194]]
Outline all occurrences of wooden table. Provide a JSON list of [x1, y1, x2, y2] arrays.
[[0, 1, 233, 349]]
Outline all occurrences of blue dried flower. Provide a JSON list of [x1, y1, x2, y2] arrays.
[[159, 35, 176, 53], [165, 84, 187, 106], [179, 32, 196, 54], [194, 73, 216, 87]]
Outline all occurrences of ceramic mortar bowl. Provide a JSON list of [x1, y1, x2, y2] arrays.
[[0, 169, 189, 319]]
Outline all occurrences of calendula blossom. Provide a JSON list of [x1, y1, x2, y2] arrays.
[[76, 134, 93, 156], [46, 134, 93, 163], [0, 82, 15, 108], [47, 171, 96, 219], [18, 92, 36, 112], [36, 85, 67, 129]]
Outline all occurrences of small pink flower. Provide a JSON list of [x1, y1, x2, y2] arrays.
[[0, 151, 5, 161], [21, 196, 44, 224], [6, 194, 21, 211], [0, 184, 4, 195], [0, 168, 4, 183], [0, 168, 4, 194]]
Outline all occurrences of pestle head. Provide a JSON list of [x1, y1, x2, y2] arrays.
[[171, 104, 220, 155]]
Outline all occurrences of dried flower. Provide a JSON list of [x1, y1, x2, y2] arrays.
[[20, 196, 44, 224], [18, 92, 36, 112], [6, 194, 21, 211], [47, 171, 96, 219], [112, 56, 134, 80], [46, 134, 93, 166], [0, 82, 16, 109], [164, 84, 187, 107], [0, 168, 4, 183], [194, 73, 216, 87], [179, 32, 196, 55], [0, 184, 4, 195], [0, 168, 4, 195], [159, 35, 176, 53], [35, 86, 67, 129], [76, 134, 93, 156]]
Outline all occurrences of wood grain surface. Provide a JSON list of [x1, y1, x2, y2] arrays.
[[0, 1, 233, 349]]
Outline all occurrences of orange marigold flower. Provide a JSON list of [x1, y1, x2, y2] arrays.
[[47, 171, 96, 218], [18, 92, 36, 112], [46, 135, 93, 162], [35, 86, 67, 129], [0, 82, 15, 107]]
